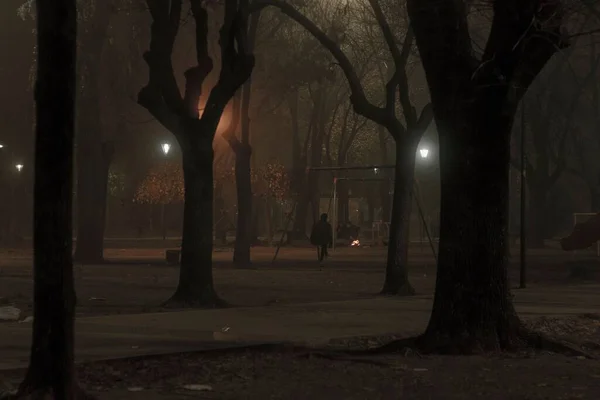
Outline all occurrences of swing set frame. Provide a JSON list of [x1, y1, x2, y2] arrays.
[[271, 165, 438, 263]]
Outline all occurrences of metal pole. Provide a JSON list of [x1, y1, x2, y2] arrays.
[[519, 102, 527, 289], [332, 177, 337, 251]]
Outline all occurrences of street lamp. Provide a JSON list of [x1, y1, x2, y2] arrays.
[[159, 142, 171, 240], [15, 164, 23, 172], [0, 144, 4, 149], [419, 148, 429, 159], [161, 142, 171, 155]]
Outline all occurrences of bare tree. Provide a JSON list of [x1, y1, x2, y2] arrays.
[[251, 0, 432, 295], [74, 0, 117, 264], [516, 58, 590, 247], [403, 0, 576, 351], [567, 33, 600, 211], [220, 12, 261, 267], [138, 0, 254, 307], [6, 0, 83, 397]]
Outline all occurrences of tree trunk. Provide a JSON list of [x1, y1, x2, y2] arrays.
[[527, 181, 547, 248], [590, 187, 600, 212], [292, 184, 310, 239], [381, 139, 417, 296], [379, 180, 392, 222], [14, 0, 79, 397], [72, 6, 112, 265], [418, 106, 522, 352], [265, 197, 274, 245], [337, 180, 349, 224], [168, 135, 223, 308], [73, 141, 112, 263], [233, 145, 252, 267]]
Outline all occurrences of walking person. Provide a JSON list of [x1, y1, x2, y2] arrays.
[[310, 213, 333, 268]]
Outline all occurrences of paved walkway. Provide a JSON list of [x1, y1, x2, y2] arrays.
[[1, 284, 600, 370]]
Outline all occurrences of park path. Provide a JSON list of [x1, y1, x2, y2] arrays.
[[1, 284, 599, 371]]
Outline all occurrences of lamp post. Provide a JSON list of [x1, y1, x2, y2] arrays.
[[416, 146, 432, 253], [160, 142, 170, 240], [10, 163, 24, 243]]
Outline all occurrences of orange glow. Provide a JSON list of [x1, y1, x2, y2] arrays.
[[198, 101, 233, 136]]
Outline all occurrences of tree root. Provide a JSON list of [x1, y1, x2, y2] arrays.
[[342, 329, 597, 359], [522, 330, 596, 359]]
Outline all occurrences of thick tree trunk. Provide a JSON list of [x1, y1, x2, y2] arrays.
[[73, 141, 112, 263], [527, 181, 547, 248], [381, 139, 417, 295], [168, 136, 223, 307], [418, 107, 522, 352], [14, 0, 80, 397], [233, 145, 252, 267], [72, 7, 112, 265]]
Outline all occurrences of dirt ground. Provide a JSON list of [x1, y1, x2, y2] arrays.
[[0, 246, 598, 317], [2, 246, 600, 398], [3, 315, 600, 399]]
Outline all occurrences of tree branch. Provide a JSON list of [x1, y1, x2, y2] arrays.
[[203, 0, 255, 132], [184, 0, 213, 118], [250, 0, 387, 126]]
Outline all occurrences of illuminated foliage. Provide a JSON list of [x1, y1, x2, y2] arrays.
[[256, 161, 291, 200], [134, 162, 184, 205], [214, 159, 291, 201]]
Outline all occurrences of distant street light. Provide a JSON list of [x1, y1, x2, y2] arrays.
[[0, 144, 4, 149], [15, 164, 23, 172], [161, 142, 171, 155], [419, 148, 429, 159]]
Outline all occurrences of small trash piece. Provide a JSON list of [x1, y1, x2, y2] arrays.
[[182, 384, 213, 391], [0, 306, 21, 321], [19, 316, 34, 323], [88, 297, 106, 301], [221, 326, 230, 332]]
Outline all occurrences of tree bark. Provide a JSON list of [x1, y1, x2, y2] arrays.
[[233, 145, 252, 266], [168, 134, 223, 307], [231, 12, 259, 267], [13, 0, 80, 397], [72, 4, 112, 265], [74, 141, 112, 263], [591, 188, 600, 212], [337, 180, 349, 225], [418, 104, 522, 352], [381, 138, 417, 295]]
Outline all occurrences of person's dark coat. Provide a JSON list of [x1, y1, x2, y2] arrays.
[[310, 220, 333, 247]]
